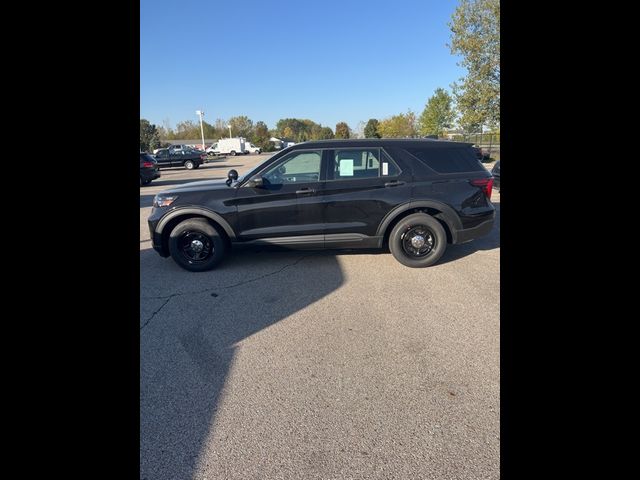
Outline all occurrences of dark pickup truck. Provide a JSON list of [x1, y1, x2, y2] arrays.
[[153, 148, 207, 170]]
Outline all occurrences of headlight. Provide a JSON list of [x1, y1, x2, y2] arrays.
[[153, 195, 178, 208]]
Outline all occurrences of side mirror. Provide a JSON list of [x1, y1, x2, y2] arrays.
[[226, 169, 239, 186], [246, 176, 264, 188]]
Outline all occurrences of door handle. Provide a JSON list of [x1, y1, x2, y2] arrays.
[[384, 180, 405, 187], [296, 188, 316, 194]]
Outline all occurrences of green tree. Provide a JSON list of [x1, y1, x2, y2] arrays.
[[377, 111, 417, 138], [275, 118, 308, 142], [228, 115, 254, 139], [335, 122, 350, 139], [282, 126, 294, 140], [448, 0, 500, 129], [251, 121, 272, 150], [175, 120, 200, 139], [274, 118, 335, 142], [418, 88, 456, 136], [364, 119, 380, 138], [318, 126, 334, 139], [140, 119, 161, 152]]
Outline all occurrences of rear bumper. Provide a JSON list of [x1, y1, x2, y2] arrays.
[[141, 169, 161, 182], [454, 217, 495, 244]]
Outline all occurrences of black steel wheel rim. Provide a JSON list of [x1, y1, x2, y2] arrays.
[[178, 231, 213, 263], [401, 225, 436, 257]]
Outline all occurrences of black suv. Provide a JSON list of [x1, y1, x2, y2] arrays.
[[148, 139, 495, 271]]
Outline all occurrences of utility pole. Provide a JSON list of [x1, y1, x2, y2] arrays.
[[196, 110, 205, 150]]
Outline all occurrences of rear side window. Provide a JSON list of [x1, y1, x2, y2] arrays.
[[381, 150, 401, 176], [140, 154, 155, 162], [406, 147, 485, 173], [333, 149, 380, 179], [329, 148, 402, 180]]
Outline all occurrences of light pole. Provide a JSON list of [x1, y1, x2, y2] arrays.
[[227, 125, 232, 139], [195, 110, 205, 150]]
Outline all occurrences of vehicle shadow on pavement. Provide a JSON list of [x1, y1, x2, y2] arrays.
[[140, 249, 344, 480]]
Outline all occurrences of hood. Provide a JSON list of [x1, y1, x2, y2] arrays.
[[158, 178, 231, 196]]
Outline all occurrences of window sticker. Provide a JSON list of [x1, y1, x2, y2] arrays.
[[339, 159, 354, 176], [382, 162, 389, 175]]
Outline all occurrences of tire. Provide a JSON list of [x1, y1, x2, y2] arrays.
[[184, 160, 195, 170], [230, 150, 236, 156], [142, 179, 151, 186], [388, 213, 447, 268], [140, 176, 143, 187], [168, 218, 227, 272]]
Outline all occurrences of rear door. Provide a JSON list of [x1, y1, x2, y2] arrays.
[[322, 147, 410, 239]]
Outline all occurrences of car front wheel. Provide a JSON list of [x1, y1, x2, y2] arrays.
[[389, 213, 447, 268], [168, 218, 227, 271]]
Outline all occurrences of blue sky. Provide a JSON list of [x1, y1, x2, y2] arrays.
[[140, 0, 464, 132]]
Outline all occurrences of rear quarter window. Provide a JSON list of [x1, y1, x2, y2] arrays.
[[405, 147, 485, 174]]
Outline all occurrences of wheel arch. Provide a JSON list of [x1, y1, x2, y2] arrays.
[[156, 208, 236, 254], [377, 200, 462, 245]]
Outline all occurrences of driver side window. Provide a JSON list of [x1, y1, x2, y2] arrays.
[[262, 150, 322, 185]]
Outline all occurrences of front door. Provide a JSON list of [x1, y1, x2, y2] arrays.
[[234, 149, 325, 242]]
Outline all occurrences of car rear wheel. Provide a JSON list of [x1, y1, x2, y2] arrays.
[[168, 218, 227, 272], [184, 160, 195, 169], [389, 213, 447, 268]]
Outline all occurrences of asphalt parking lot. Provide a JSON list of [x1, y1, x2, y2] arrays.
[[140, 153, 500, 480]]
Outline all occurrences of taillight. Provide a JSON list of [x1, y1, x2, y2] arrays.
[[143, 161, 155, 168], [200, 154, 206, 160], [470, 177, 494, 198]]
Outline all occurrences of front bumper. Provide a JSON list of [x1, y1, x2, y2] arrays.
[[148, 214, 170, 257]]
